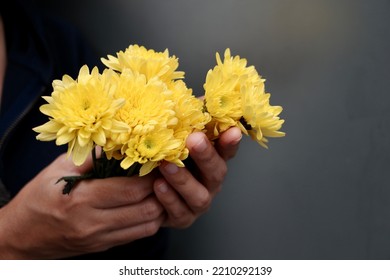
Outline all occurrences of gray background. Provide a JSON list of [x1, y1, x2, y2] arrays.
[[38, 0, 390, 259]]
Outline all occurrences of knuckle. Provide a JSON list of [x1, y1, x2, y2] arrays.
[[122, 184, 148, 203], [216, 163, 228, 181], [161, 194, 177, 208], [170, 173, 188, 187], [62, 232, 101, 253], [192, 191, 211, 210], [50, 205, 68, 223], [168, 210, 195, 229], [63, 224, 93, 245], [220, 163, 228, 178], [114, 210, 131, 227], [170, 208, 188, 221], [140, 200, 163, 220], [208, 163, 227, 185], [142, 220, 161, 237], [54, 199, 83, 223], [197, 148, 214, 162], [175, 216, 195, 229]]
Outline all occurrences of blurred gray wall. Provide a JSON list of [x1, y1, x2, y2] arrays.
[[38, 0, 390, 259]]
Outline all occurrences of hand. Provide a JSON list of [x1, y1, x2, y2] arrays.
[[0, 154, 165, 259], [154, 127, 242, 228]]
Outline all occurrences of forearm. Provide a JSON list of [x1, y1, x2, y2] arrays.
[[0, 197, 56, 260]]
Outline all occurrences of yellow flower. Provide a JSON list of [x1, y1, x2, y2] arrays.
[[241, 85, 285, 148], [204, 48, 264, 138], [167, 80, 211, 161], [101, 44, 184, 83], [214, 48, 263, 87], [33, 65, 128, 166], [203, 66, 241, 137], [102, 69, 187, 174], [170, 80, 210, 132], [120, 128, 183, 176], [32, 44, 287, 195], [203, 48, 285, 146], [103, 69, 177, 151]]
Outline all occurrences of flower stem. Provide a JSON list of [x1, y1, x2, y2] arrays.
[[56, 173, 94, 195], [56, 148, 142, 195]]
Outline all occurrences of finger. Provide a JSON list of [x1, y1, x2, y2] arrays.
[[215, 127, 242, 161], [67, 174, 156, 209], [96, 196, 165, 231], [158, 163, 211, 213], [88, 214, 165, 252], [54, 146, 106, 177], [153, 178, 196, 228], [54, 152, 94, 175], [107, 214, 165, 247], [185, 132, 227, 192]]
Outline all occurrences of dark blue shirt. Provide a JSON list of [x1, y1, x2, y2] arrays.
[[0, 0, 168, 260]]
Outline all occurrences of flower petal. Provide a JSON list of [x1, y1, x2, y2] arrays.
[[72, 140, 93, 166]]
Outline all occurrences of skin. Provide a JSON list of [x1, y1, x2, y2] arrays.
[[0, 128, 241, 259], [0, 15, 242, 259], [156, 129, 242, 228]]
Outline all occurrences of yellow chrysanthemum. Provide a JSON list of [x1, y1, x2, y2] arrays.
[[102, 69, 186, 174], [204, 48, 265, 138], [32, 44, 287, 194], [214, 48, 263, 87], [167, 80, 211, 161], [203, 67, 241, 137], [241, 85, 285, 148], [120, 128, 183, 176], [33, 65, 128, 165], [103, 69, 176, 150], [170, 80, 210, 132], [101, 44, 184, 83]]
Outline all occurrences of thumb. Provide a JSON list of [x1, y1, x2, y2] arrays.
[[74, 152, 94, 174], [55, 151, 95, 175], [215, 127, 242, 161], [73, 146, 103, 174]]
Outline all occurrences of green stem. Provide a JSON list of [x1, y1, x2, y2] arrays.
[[92, 146, 98, 174], [126, 163, 140, 177], [56, 173, 94, 195], [56, 148, 141, 195]]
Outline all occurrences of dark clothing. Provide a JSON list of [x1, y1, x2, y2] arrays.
[[0, 0, 168, 259], [0, 0, 98, 196]]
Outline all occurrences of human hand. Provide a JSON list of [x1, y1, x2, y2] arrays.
[[0, 154, 165, 259], [154, 126, 242, 228]]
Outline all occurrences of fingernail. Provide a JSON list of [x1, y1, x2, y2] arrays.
[[231, 134, 242, 145], [157, 182, 168, 193], [193, 136, 207, 153], [164, 163, 178, 174]]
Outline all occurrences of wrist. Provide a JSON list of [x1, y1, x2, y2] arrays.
[[0, 206, 35, 259]]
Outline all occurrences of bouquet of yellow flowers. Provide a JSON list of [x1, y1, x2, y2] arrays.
[[33, 45, 285, 194]]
